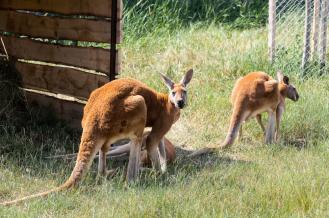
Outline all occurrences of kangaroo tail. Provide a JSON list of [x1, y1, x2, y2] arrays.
[[220, 106, 245, 149], [0, 132, 103, 206], [0, 180, 74, 206]]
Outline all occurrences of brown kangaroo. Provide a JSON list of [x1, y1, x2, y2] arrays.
[[221, 71, 299, 147], [189, 71, 299, 157], [1, 69, 193, 206]]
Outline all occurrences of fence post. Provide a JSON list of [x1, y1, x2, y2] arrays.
[[312, 0, 320, 59], [301, 0, 312, 72], [268, 0, 276, 63], [320, 0, 329, 75], [110, 0, 119, 81]]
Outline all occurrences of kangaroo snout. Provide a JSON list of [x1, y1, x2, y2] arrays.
[[177, 100, 185, 109]]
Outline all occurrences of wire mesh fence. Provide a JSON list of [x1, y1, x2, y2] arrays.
[[270, 0, 329, 76]]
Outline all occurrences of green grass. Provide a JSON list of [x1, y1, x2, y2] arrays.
[[1, 10, 329, 218], [123, 0, 268, 40]]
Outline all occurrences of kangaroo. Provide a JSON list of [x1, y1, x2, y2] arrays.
[[188, 71, 299, 157], [1, 69, 193, 206], [108, 130, 176, 167]]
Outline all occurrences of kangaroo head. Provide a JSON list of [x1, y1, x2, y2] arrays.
[[160, 69, 193, 109], [277, 71, 299, 102]]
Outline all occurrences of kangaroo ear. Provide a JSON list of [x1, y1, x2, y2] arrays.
[[276, 71, 284, 82], [160, 73, 174, 90], [180, 69, 193, 87], [283, 76, 289, 85]]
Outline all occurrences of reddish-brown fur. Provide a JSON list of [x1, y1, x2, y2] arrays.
[[139, 131, 176, 166], [221, 71, 299, 147], [188, 71, 299, 157], [1, 70, 193, 206]]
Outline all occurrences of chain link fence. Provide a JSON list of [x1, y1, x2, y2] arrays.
[[269, 0, 329, 76]]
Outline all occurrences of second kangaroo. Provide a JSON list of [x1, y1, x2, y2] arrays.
[[189, 71, 299, 157], [221, 71, 299, 147]]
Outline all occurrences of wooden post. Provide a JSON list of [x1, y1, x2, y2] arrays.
[[268, 0, 276, 63], [301, 0, 312, 71], [312, 0, 320, 59], [320, 0, 329, 75], [110, 0, 119, 81]]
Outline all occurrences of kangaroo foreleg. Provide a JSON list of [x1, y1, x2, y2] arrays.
[[146, 134, 167, 173], [157, 138, 167, 172], [145, 120, 171, 173]]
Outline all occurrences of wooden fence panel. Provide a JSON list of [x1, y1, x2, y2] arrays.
[[0, 0, 122, 129], [0, 0, 122, 18], [0, 10, 122, 43], [16, 62, 109, 99], [25, 91, 85, 129], [0, 35, 114, 73]]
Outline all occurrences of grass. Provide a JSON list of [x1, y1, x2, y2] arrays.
[[1, 5, 329, 218], [123, 0, 268, 39]]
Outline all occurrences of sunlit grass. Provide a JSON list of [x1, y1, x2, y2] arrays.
[[1, 5, 329, 217]]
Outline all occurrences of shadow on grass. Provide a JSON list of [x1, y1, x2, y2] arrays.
[[0, 57, 252, 198], [284, 138, 308, 149], [126, 146, 253, 189], [1, 129, 253, 195]]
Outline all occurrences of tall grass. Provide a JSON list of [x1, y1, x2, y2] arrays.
[[123, 0, 268, 40]]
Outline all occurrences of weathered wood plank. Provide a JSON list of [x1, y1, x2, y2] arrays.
[[0, 35, 114, 73], [25, 90, 85, 129], [0, 10, 122, 43], [0, 0, 122, 18], [16, 61, 109, 99]]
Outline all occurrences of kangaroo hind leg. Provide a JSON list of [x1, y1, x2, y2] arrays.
[[127, 136, 143, 183], [220, 106, 249, 149], [256, 114, 266, 135], [238, 124, 243, 141], [275, 104, 284, 142], [265, 111, 276, 144], [124, 95, 147, 184], [98, 141, 116, 177]]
